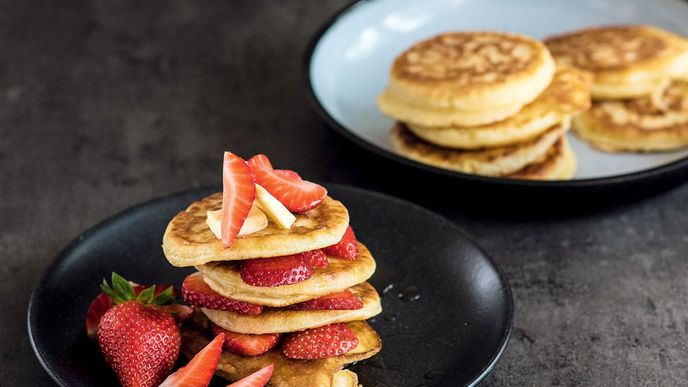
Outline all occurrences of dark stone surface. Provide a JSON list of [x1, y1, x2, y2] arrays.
[[2, 0, 687, 385]]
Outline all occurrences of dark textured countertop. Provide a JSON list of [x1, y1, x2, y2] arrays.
[[3, 1, 688, 385]]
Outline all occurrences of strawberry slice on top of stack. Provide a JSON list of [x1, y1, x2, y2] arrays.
[[161, 152, 382, 387]]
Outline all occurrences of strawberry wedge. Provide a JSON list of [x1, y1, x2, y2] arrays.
[[159, 333, 225, 387], [227, 363, 274, 387], [247, 155, 327, 213], [182, 272, 263, 315], [211, 324, 281, 356], [222, 152, 256, 248]]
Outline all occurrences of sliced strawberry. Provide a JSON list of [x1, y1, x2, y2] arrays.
[[273, 169, 301, 180], [86, 292, 112, 340], [282, 323, 359, 360], [159, 333, 224, 387], [247, 154, 327, 213], [298, 249, 328, 268], [222, 152, 256, 248], [211, 324, 281, 356], [227, 363, 274, 387], [183, 273, 263, 315], [289, 290, 363, 311], [240, 254, 313, 287], [161, 303, 195, 323], [323, 226, 359, 259]]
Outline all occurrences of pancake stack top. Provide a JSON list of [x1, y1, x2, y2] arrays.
[[545, 25, 688, 152], [378, 31, 592, 180], [162, 152, 381, 387]]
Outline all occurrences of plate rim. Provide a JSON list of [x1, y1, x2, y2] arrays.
[[302, 0, 688, 189], [27, 184, 514, 387]]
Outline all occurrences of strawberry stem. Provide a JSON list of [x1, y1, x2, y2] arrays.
[[100, 272, 176, 306]]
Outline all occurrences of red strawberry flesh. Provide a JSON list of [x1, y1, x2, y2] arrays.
[[211, 324, 281, 357], [183, 272, 263, 315], [222, 152, 256, 248], [227, 363, 274, 387], [298, 249, 328, 268], [323, 226, 359, 259], [247, 154, 327, 213], [289, 289, 363, 311], [282, 323, 358, 360], [240, 254, 313, 287], [159, 333, 224, 387]]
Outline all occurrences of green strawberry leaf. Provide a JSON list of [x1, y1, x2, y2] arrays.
[[100, 278, 125, 304], [111, 272, 136, 300], [151, 286, 175, 306], [136, 285, 156, 304]]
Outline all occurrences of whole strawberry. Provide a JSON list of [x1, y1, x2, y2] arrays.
[[97, 273, 181, 387]]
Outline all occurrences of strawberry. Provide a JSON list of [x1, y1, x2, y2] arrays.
[[97, 273, 181, 387], [282, 323, 358, 360], [227, 363, 274, 387], [211, 324, 281, 356], [289, 290, 363, 311], [86, 280, 184, 341], [247, 154, 327, 213], [323, 226, 359, 259], [273, 169, 301, 180], [240, 254, 313, 287], [222, 152, 256, 248], [182, 272, 263, 315], [159, 333, 224, 387], [298, 249, 328, 268]]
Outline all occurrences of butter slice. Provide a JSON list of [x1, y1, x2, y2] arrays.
[[206, 204, 268, 240], [254, 184, 295, 229]]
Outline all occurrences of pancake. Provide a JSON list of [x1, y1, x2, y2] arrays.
[[572, 79, 688, 152], [162, 194, 349, 267], [545, 25, 688, 99], [202, 282, 382, 334], [197, 243, 376, 307], [505, 136, 576, 180], [182, 313, 381, 387], [378, 31, 556, 127], [391, 120, 569, 176], [407, 65, 591, 149]]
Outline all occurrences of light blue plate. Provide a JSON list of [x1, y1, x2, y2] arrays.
[[308, 0, 688, 180]]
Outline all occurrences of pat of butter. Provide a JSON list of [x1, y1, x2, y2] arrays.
[[255, 184, 295, 229], [206, 204, 268, 240]]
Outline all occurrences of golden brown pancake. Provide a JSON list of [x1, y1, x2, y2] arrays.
[[197, 243, 376, 307], [406, 65, 591, 149], [572, 79, 688, 152], [390, 121, 569, 176], [162, 194, 349, 267], [545, 25, 688, 99], [378, 31, 556, 127], [505, 136, 576, 180], [202, 282, 381, 334], [182, 313, 381, 387]]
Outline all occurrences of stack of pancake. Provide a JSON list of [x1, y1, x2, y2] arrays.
[[546, 25, 688, 152], [162, 192, 382, 386], [378, 31, 591, 180]]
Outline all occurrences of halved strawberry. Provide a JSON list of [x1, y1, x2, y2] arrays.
[[247, 154, 327, 213], [183, 272, 263, 315], [211, 324, 281, 356], [222, 152, 256, 248], [159, 333, 224, 387], [273, 169, 301, 180], [227, 363, 274, 387], [289, 290, 363, 311], [323, 226, 359, 259], [298, 249, 328, 268], [282, 323, 359, 360], [240, 254, 313, 287]]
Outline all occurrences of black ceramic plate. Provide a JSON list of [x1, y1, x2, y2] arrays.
[[28, 185, 513, 386], [304, 0, 688, 197]]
